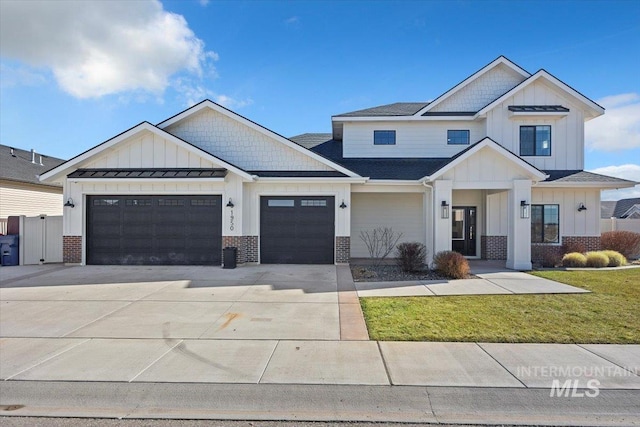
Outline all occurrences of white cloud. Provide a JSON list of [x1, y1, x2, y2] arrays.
[[589, 164, 640, 200], [0, 63, 46, 88], [199, 0, 210, 6], [0, 0, 216, 99], [585, 93, 640, 151], [285, 16, 300, 25], [172, 78, 253, 109], [215, 95, 254, 109]]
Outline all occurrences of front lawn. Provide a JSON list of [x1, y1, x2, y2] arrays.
[[360, 268, 640, 343]]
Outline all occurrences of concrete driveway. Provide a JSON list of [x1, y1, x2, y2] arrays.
[[0, 264, 340, 340]]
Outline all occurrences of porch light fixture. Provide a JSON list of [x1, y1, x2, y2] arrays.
[[578, 203, 587, 212], [64, 198, 75, 208], [520, 200, 530, 219], [441, 201, 450, 219], [226, 198, 234, 208], [339, 200, 347, 209]]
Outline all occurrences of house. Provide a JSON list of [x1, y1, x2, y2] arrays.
[[601, 198, 640, 219], [40, 56, 636, 269], [0, 144, 66, 232]]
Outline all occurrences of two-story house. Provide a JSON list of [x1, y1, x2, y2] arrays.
[[41, 56, 635, 269]]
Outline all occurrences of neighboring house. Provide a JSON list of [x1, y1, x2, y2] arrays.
[[601, 198, 640, 219], [0, 144, 66, 224], [41, 56, 635, 269]]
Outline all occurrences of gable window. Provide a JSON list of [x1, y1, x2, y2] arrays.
[[520, 125, 551, 156], [447, 130, 470, 145], [531, 204, 559, 243], [374, 130, 396, 145]]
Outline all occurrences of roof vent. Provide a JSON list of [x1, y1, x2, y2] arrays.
[[39, 155, 44, 166], [10, 147, 16, 157], [31, 149, 36, 164]]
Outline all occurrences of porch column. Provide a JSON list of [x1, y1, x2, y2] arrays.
[[506, 179, 532, 270], [433, 180, 453, 257]]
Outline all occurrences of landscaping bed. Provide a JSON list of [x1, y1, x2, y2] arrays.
[[350, 264, 451, 282], [360, 268, 640, 343]]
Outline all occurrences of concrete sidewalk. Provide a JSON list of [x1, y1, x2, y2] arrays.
[[355, 264, 589, 297], [2, 337, 638, 389]]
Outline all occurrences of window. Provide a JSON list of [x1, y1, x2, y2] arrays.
[[268, 199, 295, 207], [191, 199, 217, 206], [158, 199, 185, 207], [301, 200, 327, 207], [374, 130, 396, 145], [447, 130, 470, 145], [531, 204, 559, 243], [520, 125, 551, 156]]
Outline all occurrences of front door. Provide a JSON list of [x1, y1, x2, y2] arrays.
[[452, 206, 476, 256]]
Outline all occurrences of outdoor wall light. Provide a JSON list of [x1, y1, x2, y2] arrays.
[[64, 198, 75, 208], [578, 203, 587, 212], [226, 198, 234, 208], [441, 201, 450, 219], [339, 200, 347, 209], [520, 200, 530, 219]]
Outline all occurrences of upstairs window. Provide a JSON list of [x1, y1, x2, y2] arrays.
[[520, 125, 551, 156], [447, 130, 470, 145], [531, 204, 559, 243], [374, 130, 396, 145]]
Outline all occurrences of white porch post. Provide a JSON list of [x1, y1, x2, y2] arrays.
[[506, 179, 532, 270], [433, 180, 453, 257]]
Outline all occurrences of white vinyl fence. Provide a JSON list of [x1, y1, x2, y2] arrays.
[[0, 218, 7, 235], [19, 215, 63, 264], [601, 218, 640, 233]]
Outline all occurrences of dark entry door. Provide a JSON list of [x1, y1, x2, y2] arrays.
[[87, 195, 222, 265], [260, 196, 335, 264], [452, 206, 477, 256]]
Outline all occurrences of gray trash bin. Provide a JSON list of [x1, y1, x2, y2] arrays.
[[223, 247, 237, 269], [0, 235, 19, 266]]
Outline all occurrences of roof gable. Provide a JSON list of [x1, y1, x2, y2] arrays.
[[415, 56, 530, 115], [40, 122, 253, 183], [425, 137, 547, 182], [158, 100, 359, 177], [477, 70, 605, 119]]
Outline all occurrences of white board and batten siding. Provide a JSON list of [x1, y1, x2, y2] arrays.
[[485, 80, 585, 171], [342, 121, 485, 158], [439, 146, 531, 185], [84, 130, 219, 169], [164, 109, 332, 171], [0, 181, 63, 218], [350, 193, 425, 258]]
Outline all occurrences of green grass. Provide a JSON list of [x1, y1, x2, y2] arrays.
[[360, 269, 640, 343]]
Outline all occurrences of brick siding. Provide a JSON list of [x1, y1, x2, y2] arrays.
[[63, 236, 82, 264], [245, 236, 259, 263], [481, 235, 507, 260], [335, 236, 350, 263], [531, 236, 601, 263]]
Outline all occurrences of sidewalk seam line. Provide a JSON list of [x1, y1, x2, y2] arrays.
[[128, 339, 183, 383], [376, 341, 393, 385], [4, 338, 91, 380], [576, 344, 639, 377], [196, 301, 238, 339], [480, 278, 515, 294], [257, 340, 280, 384], [475, 343, 528, 388], [61, 301, 134, 337]]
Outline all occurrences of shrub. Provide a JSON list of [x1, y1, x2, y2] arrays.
[[396, 242, 427, 273], [601, 250, 627, 267], [541, 251, 561, 268], [585, 251, 609, 268], [359, 227, 403, 268], [432, 251, 470, 279], [561, 252, 587, 268], [562, 240, 586, 255], [601, 231, 640, 259]]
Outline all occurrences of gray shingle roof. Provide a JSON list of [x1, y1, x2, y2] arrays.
[[0, 144, 66, 186], [601, 201, 617, 218], [289, 133, 333, 149], [543, 170, 636, 184], [334, 102, 429, 118], [612, 198, 640, 218]]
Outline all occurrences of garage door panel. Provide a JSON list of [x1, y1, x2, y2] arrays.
[[87, 195, 222, 265], [260, 196, 334, 264]]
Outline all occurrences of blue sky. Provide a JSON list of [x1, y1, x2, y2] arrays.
[[1, 0, 639, 199]]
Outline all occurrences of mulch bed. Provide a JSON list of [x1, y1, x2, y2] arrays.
[[350, 264, 451, 282]]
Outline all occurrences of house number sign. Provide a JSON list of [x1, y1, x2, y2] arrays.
[[229, 209, 235, 231]]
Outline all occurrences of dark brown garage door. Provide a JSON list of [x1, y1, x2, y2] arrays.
[[87, 195, 222, 265], [260, 196, 334, 264]]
